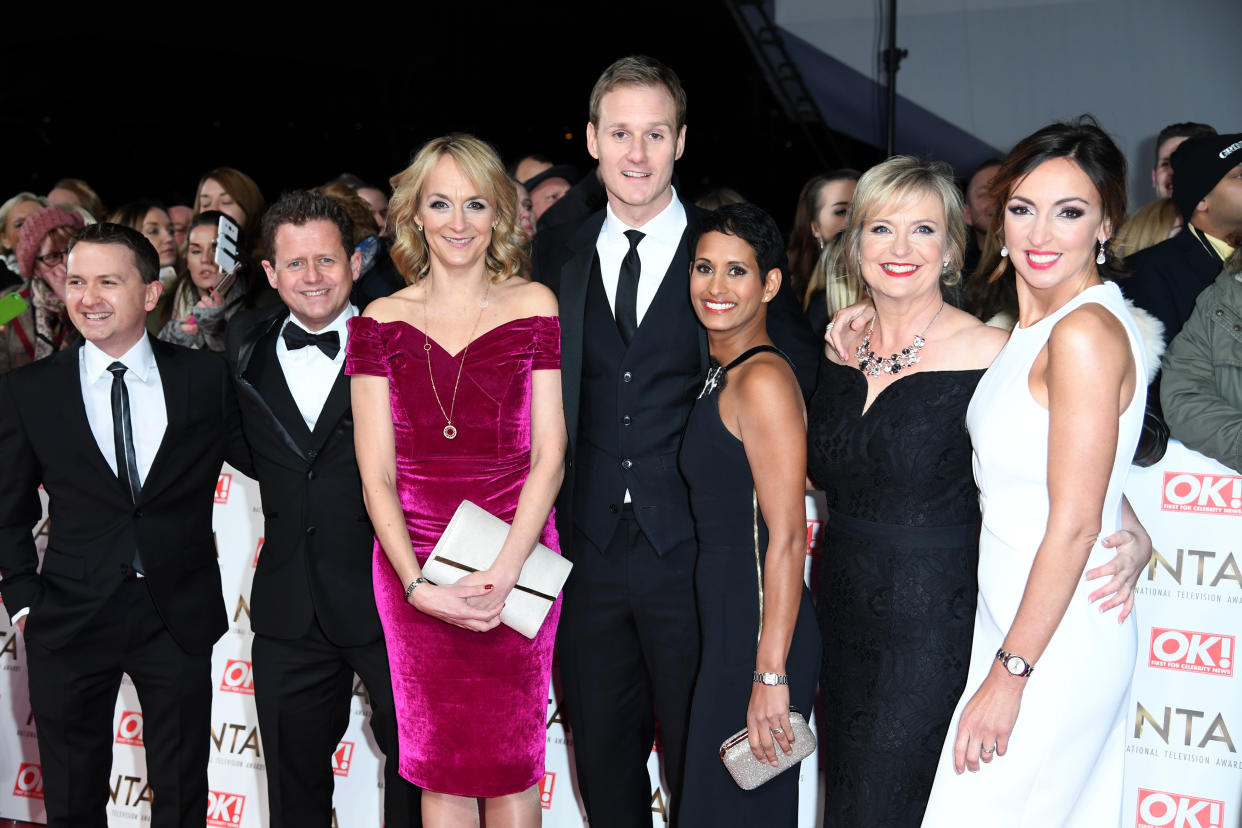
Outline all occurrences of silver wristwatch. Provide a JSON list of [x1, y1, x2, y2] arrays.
[[753, 671, 790, 686], [404, 577, 428, 600], [996, 647, 1034, 678]]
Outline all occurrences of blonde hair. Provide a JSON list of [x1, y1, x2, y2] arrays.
[[804, 234, 866, 317], [388, 134, 527, 284], [1113, 198, 1180, 260], [826, 156, 966, 298]]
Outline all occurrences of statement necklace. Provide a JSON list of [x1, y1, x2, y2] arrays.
[[424, 283, 490, 439], [856, 301, 945, 377]]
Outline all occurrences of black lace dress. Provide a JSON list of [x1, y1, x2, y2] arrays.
[[807, 357, 983, 827]]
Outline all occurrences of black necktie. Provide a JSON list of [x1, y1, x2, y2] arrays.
[[282, 325, 341, 359], [107, 362, 144, 574], [615, 229, 645, 345]]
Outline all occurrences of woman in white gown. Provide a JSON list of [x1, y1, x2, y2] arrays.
[[922, 119, 1145, 827]]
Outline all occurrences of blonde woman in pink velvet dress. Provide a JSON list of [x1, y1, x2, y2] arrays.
[[349, 134, 566, 828]]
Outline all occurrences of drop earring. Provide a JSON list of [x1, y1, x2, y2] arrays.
[[1000, 245, 1009, 258], [1096, 240, 1107, 265]]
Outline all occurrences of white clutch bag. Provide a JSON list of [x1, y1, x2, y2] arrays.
[[422, 500, 572, 639]]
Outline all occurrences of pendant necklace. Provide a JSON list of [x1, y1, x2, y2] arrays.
[[424, 282, 490, 439], [856, 300, 945, 377]]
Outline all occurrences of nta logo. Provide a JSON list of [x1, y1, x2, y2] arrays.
[[12, 763, 42, 798], [1137, 788, 1224, 828], [219, 660, 254, 694], [116, 711, 144, 746], [207, 791, 245, 826], [1149, 629, 1234, 677]]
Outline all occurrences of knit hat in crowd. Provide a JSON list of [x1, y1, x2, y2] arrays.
[[1171, 132, 1242, 223], [16, 206, 85, 279]]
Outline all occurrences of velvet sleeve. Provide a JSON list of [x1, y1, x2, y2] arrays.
[[345, 315, 389, 378], [532, 315, 561, 371]]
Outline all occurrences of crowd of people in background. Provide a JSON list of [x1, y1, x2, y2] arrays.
[[0, 48, 1239, 828]]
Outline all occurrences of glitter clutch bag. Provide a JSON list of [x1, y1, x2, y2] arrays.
[[718, 708, 816, 790], [423, 500, 571, 639], [717, 489, 816, 789]]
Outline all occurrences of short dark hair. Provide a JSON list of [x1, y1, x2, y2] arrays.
[[108, 200, 170, 233], [261, 190, 354, 262], [68, 222, 159, 284], [1155, 122, 1216, 165], [589, 55, 686, 132], [692, 203, 785, 277]]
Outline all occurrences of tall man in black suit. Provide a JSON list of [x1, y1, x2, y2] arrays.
[[532, 56, 816, 826], [224, 190, 417, 827], [0, 223, 246, 827]]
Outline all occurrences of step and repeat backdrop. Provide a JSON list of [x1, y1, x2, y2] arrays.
[[2, 442, 1238, 827]]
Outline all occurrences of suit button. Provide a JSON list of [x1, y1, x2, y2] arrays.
[[1234, 324, 1241, 332], [1216, 309, 1225, 317], [306, 449, 318, 459], [622, 415, 632, 426], [622, 371, 632, 383], [621, 458, 632, 470], [306, 470, 316, 481], [609, 504, 618, 514], [306, 526, 317, 535]]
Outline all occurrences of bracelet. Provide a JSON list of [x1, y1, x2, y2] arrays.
[[753, 671, 789, 686], [404, 577, 427, 600]]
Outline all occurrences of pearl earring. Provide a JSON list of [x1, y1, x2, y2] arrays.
[[1096, 240, 1107, 266], [1000, 245, 1009, 258]]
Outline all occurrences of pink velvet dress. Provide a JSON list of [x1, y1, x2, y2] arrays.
[[344, 314, 562, 797]]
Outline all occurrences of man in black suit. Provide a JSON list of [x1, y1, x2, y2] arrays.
[[225, 190, 417, 828], [532, 56, 815, 826], [0, 222, 246, 827]]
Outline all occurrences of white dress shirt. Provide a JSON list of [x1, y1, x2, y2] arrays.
[[276, 305, 357, 431], [81, 336, 168, 484], [595, 188, 688, 325]]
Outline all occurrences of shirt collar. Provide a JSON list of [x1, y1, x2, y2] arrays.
[[83, 334, 157, 384], [1189, 223, 1236, 263], [280, 303, 358, 340], [603, 186, 686, 246]]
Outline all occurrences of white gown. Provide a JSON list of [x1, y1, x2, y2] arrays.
[[922, 282, 1144, 827]]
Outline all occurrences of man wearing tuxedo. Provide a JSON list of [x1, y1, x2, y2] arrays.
[[0, 222, 246, 827], [532, 56, 815, 826], [225, 190, 417, 827]]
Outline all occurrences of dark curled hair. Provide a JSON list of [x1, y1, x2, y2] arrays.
[[692, 202, 785, 277], [68, 222, 159, 284], [261, 190, 355, 261], [985, 116, 1128, 282]]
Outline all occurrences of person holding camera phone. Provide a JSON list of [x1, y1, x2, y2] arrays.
[[157, 211, 247, 352]]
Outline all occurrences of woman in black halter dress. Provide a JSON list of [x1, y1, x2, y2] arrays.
[[678, 205, 820, 826]]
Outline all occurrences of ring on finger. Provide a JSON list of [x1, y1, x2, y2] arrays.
[[981, 744, 995, 755], [824, 322, 835, 333], [772, 727, 784, 735]]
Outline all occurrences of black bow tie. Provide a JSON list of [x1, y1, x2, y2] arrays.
[[282, 325, 340, 359]]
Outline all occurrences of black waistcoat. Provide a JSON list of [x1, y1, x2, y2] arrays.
[[575, 252, 701, 554]]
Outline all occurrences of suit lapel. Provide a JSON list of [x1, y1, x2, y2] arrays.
[[141, 336, 188, 500], [246, 324, 314, 450], [307, 366, 350, 452], [56, 343, 130, 496], [558, 212, 605, 448]]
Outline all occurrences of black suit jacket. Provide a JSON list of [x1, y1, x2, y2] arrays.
[[225, 305, 383, 647], [532, 202, 818, 554], [1123, 226, 1224, 347], [0, 337, 244, 655]]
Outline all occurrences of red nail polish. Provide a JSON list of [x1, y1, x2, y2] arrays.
[[485, 584, 494, 590]]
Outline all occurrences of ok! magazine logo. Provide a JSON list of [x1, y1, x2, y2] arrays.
[[1149, 628, 1234, 677], [214, 473, 232, 505], [538, 772, 555, 810], [218, 659, 255, 694], [1161, 472, 1242, 516], [207, 790, 245, 826], [12, 763, 42, 799], [1137, 788, 1224, 828], [115, 711, 144, 746], [332, 741, 353, 777]]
